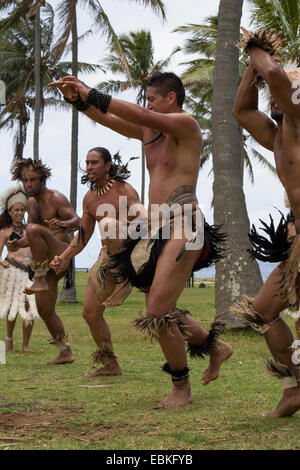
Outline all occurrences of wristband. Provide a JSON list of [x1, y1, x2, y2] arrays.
[[86, 88, 112, 113], [64, 94, 90, 112]]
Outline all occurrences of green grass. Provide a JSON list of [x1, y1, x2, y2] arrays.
[[0, 272, 299, 450]]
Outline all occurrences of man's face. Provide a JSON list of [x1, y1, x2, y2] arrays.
[[86, 151, 110, 184], [146, 86, 170, 113], [270, 98, 283, 123], [22, 169, 44, 197]]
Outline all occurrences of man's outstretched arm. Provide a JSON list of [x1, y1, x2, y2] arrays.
[[232, 63, 277, 151], [49, 77, 199, 141], [49, 78, 144, 141]]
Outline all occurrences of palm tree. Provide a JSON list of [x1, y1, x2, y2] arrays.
[[249, 0, 300, 65], [0, 0, 46, 160], [209, 0, 264, 328], [0, 5, 100, 159], [97, 29, 179, 204], [50, 2, 165, 301], [51, 0, 166, 206]]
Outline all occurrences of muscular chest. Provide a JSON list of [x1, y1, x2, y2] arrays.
[[30, 202, 57, 224], [274, 129, 300, 182], [89, 191, 121, 222], [145, 135, 178, 173]]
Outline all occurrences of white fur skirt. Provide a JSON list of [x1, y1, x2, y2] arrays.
[[0, 264, 39, 325]]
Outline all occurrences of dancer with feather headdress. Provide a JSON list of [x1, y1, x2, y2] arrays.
[[232, 27, 300, 417], [0, 183, 39, 352], [9, 158, 80, 365]]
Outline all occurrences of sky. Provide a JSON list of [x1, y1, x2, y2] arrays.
[[0, 0, 285, 268]]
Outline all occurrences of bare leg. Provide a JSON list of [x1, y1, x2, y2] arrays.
[[35, 272, 75, 365], [145, 234, 231, 409], [181, 315, 233, 385], [83, 278, 122, 376], [22, 321, 34, 353], [156, 326, 192, 409], [251, 266, 300, 418], [6, 317, 17, 352], [24, 224, 68, 295]]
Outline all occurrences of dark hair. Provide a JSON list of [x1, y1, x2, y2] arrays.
[[147, 72, 185, 108], [81, 148, 135, 188], [0, 210, 12, 230], [11, 157, 52, 182]]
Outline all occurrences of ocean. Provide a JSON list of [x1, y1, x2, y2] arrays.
[[77, 261, 277, 281], [191, 260, 277, 281]]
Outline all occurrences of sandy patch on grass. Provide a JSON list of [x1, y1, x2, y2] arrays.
[[0, 406, 111, 443]]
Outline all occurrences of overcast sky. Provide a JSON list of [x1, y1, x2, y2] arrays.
[[0, 0, 285, 268]]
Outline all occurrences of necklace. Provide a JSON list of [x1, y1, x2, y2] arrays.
[[12, 224, 24, 236], [144, 131, 164, 146], [92, 178, 115, 196]]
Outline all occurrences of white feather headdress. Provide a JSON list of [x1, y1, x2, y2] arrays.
[[265, 62, 300, 106], [0, 183, 28, 212]]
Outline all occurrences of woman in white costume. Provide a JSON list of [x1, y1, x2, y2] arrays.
[[0, 183, 39, 352]]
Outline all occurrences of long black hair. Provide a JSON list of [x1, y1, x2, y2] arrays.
[[80, 148, 136, 189], [0, 210, 12, 230]]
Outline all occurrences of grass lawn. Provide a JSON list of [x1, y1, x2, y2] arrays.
[[0, 272, 299, 450]]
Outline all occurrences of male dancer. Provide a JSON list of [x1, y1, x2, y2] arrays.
[[51, 147, 143, 376], [232, 28, 300, 417], [8, 158, 80, 365], [49, 72, 232, 409]]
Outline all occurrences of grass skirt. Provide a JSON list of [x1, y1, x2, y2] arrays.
[[0, 264, 39, 326]]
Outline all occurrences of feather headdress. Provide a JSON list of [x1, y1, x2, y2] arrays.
[[11, 158, 52, 182], [265, 62, 300, 106], [0, 183, 27, 212]]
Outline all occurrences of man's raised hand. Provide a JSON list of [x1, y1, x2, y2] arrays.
[[48, 76, 89, 102]]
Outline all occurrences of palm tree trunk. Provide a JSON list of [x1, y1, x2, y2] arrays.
[[33, 5, 41, 161], [212, 0, 263, 328], [59, 8, 78, 303]]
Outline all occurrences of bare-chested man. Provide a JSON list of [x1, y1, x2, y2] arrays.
[[8, 158, 80, 365], [50, 147, 143, 376], [232, 28, 300, 417], [49, 72, 232, 409]]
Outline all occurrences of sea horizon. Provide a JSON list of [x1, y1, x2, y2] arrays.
[[76, 260, 276, 281]]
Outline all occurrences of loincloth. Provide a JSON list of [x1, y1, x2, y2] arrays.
[[280, 234, 300, 313], [0, 259, 39, 324], [89, 247, 115, 305], [109, 205, 226, 293], [247, 213, 300, 317]]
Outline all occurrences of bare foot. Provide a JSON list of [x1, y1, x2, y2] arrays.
[[46, 348, 75, 365], [22, 346, 34, 353], [201, 339, 233, 385], [23, 276, 49, 295], [102, 282, 132, 307], [155, 380, 193, 409], [5, 339, 13, 352], [85, 363, 122, 377], [265, 388, 300, 418]]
